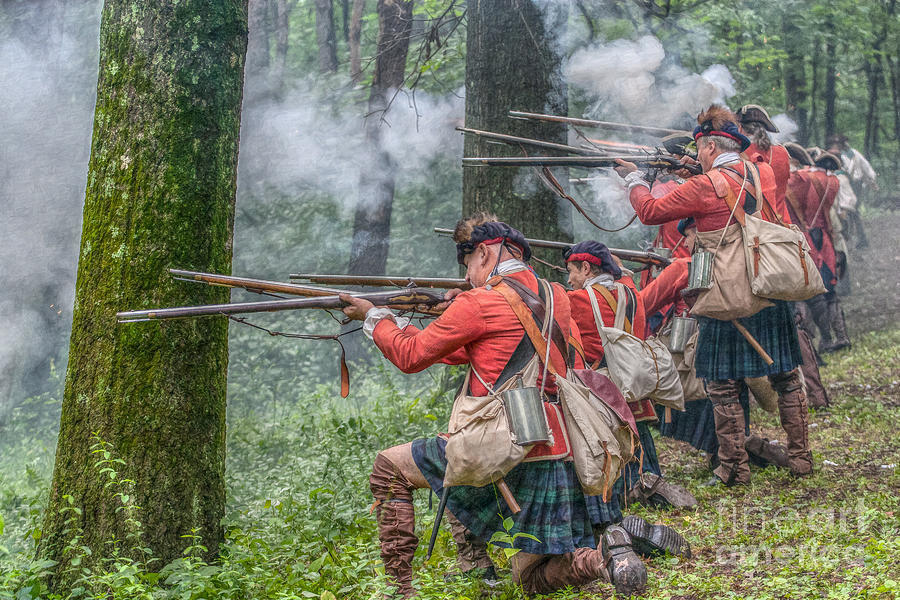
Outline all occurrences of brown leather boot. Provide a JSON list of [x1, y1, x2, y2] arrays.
[[446, 511, 494, 576], [621, 515, 692, 558], [707, 379, 751, 485], [826, 294, 851, 352], [370, 454, 418, 597], [769, 370, 813, 477], [626, 472, 698, 509], [796, 326, 830, 408], [745, 434, 789, 469], [805, 294, 833, 353]]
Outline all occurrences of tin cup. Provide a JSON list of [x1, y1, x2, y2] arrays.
[[502, 386, 551, 446], [687, 249, 713, 291], [650, 247, 673, 278], [667, 316, 698, 353]]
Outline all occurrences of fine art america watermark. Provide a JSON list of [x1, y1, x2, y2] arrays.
[[708, 497, 876, 566]]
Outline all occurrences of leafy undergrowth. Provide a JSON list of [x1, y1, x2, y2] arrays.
[[2, 328, 899, 598]]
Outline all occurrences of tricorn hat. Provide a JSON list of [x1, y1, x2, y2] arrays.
[[784, 142, 813, 166], [813, 151, 842, 171], [737, 104, 779, 133]]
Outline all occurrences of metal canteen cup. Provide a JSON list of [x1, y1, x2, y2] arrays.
[[667, 315, 698, 353], [651, 247, 673, 277], [687, 249, 713, 291], [502, 385, 551, 446]]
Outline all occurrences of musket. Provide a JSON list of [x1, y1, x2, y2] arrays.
[[169, 269, 353, 297], [433, 228, 671, 268], [462, 154, 702, 176], [290, 273, 470, 290], [509, 110, 683, 137], [117, 288, 448, 323], [458, 127, 607, 156]]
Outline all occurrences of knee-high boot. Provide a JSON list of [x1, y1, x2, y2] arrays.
[[707, 379, 751, 485], [805, 294, 833, 353], [796, 326, 830, 408], [370, 454, 418, 597], [446, 512, 493, 574], [826, 294, 851, 352], [769, 370, 813, 476]]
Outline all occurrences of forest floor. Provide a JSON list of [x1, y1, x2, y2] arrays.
[[0, 210, 898, 599]]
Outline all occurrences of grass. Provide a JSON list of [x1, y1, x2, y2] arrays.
[[1, 318, 899, 598]]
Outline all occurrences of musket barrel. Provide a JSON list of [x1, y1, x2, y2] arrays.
[[508, 110, 682, 137], [289, 274, 470, 290], [432, 228, 671, 267], [117, 289, 446, 323], [169, 269, 350, 297], [461, 155, 701, 175], [457, 127, 606, 157]]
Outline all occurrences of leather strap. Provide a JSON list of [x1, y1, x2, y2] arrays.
[[493, 280, 568, 376], [592, 284, 635, 334], [501, 277, 570, 366], [808, 175, 835, 236]]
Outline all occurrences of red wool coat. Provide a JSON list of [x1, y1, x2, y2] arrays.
[[629, 160, 789, 231], [744, 143, 791, 217], [639, 257, 691, 317], [802, 169, 839, 282]]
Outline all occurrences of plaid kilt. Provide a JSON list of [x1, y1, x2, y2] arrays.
[[411, 436, 595, 555], [695, 301, 801, 380]]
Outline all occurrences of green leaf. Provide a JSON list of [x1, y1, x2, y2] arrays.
[[502, 517, 514, 532]]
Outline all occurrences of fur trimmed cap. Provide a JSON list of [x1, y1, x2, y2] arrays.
[[737, 104, 779, 133], [455, 220, 531, 265], [562, 241, 622, 278], [784, 142, 814, 166], [693, 105, 752, 151]]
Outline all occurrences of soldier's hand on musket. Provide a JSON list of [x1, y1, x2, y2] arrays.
[[426, 287, 463, 313], [672, 154, 700, 178], [340, 293, 376, 321], [613, 158, 637, 178]]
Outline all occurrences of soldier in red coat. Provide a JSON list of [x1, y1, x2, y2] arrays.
[[564, 241, 697, 513], [341, 217, 647, 597], [803, 149, 851, 353], [738, 104, 792, 218], [614, 105, 811, 486]]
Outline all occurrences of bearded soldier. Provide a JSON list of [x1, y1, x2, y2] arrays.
[[341, 216, 646, 597], [614, 105, 812, 485]]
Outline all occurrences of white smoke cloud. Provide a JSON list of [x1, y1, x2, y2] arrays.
[[770, 113, 799, 144]]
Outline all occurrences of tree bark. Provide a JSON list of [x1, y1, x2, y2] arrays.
[[349, 0, 366, 83], [462, 0, 572, 275], [39, 0, 247, 587], [347, 0, 414, 276], [315, 0, 339, 73], [824, 31, 837, 139], [781, 16, 808, 145]]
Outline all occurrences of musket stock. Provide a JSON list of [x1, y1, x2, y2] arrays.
[[432, 228, 671, 267]]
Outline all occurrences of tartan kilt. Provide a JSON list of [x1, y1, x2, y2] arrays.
[[658, 398, 719, 454], [411, 436, 595, 555], [695, 301, 801, 380]]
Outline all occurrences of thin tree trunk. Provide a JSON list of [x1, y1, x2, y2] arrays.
[[462, 0, 572, 275], [349, 0, 366, 83], [39, 0, 247, 589], [315, 0, 338, 73], [824, 33, 837, 139], [347, 0, 414, 276], [782, 16, 808, 145], [888, 53, 900, 150], [272, 0, 291, 85], [809, 35, 819, 143], [863, 0, 896, 157], [341, 0, 350, 42]]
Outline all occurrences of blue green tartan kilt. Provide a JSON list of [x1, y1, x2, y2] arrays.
[[695, 301, 801, 380], [411, 436, 595, 555]]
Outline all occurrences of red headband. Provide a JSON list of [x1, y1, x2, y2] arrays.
[[565, 252, 605, 266]]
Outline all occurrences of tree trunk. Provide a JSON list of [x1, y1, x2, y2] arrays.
[[347, 0, 413, 276], [888, 53, 900, 150], [809, 35, 820, 143], [247, 0, 271, 74], [781, 16, 808, 145], [39, 0, 247, 588], [863, 0, 896, 157], [272, 0, 291, 85], [349, 0, 366, 83], [462, 0, 572, 275], [341, 0, 350, 42], [315, 0, 339, 73], [824, 33, 837, 139]]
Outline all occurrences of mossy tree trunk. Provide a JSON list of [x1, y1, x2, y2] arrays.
[[39, 0, 248, 587], [463, 0, 572, 275]]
